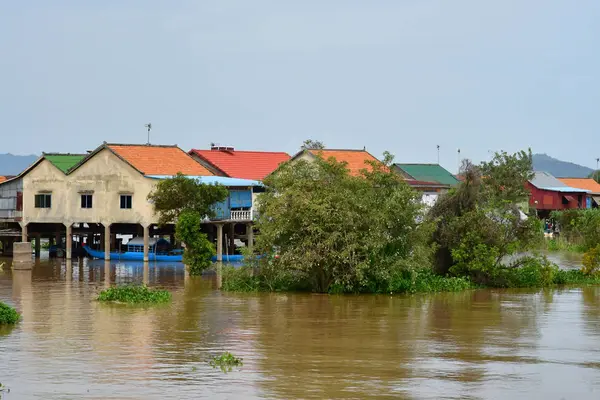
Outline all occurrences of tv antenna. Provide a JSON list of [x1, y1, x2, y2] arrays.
[[457, 148, 461, 173], [145, 123, 152, 144], [436, 145, 440, 164]]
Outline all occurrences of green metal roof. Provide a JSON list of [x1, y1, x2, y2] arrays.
[[44, 154, 86, 174], [395, 163, 460, 186]]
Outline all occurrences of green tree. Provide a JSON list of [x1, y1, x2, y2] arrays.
[[148, 173, 228, 225], [301, 139, 325, 150], [253, 151, 430, 293], [148, 174, 228, 275], [589, 170, 600, 184], [429, 149, 541, 279]]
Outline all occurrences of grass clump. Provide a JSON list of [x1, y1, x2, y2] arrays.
[[0, 301, 20, 325], [97, 285, 171, 304], [209, 352, 243, 372]]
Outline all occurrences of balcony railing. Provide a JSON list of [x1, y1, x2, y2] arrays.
[[230, 209, 253, 221]]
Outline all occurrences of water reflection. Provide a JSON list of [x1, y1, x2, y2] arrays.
[[0, 256, 600, 399]]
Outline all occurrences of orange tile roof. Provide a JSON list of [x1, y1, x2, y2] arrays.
[[0, 176, 6, 183], [558, 178, 600, 194], [307, 149, 382, 176], [190, 149, 290, 180], [108, 144, 213, 176]]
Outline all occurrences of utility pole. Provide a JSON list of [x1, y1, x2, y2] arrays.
[[145, 123, 152, 145], [436, 145, 440, 165]]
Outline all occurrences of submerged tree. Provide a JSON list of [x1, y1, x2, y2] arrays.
[[428, 149, 541, 280], [148, 174, 228, 275], [253, 151, 430, 293]]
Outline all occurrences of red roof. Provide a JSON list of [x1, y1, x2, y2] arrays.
[[108, 144, 213, 176], [305, 149, 383, 176], [189, 148, 291, 180]]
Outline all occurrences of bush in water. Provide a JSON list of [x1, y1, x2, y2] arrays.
[[209, 352, 243, 372], [582, 245, 600, 276], [97, 285, 171, 304], [0, 301, 20, 325]]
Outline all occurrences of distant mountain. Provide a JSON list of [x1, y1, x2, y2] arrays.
[[532, 153, 594, 178], [0, 153, 38, 176]]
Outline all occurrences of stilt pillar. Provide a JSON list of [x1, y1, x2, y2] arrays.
[[216, 224, 223, 262], [247, 223, 254, 254], [34, 233, 41, 258], [228, 223, 235, 255], [104, 224, 111, 261], [65, 223, 72, 260], [143, 225, 150, 262], [21, 223, 28, 242]]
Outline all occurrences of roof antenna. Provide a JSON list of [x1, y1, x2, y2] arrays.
[[145, 123, 152, 145], [436, 145, 440, 164]]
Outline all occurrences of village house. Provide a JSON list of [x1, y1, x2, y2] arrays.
[[188, 145, 291, 181], [527, 171, 589, 217], [558, 178, 600, 209], [393, 163, 459, 206], [289, 148, 383, 176], [2, 143, 261, 262]]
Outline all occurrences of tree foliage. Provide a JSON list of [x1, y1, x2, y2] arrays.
[[176, 210, 216, 275], [253, 151, 430, 293], [551, 209, 600, 251], [428, 149, 541, 280], [301, 139, 325, 150], [148, 173, 228, 225], [148, 174, 227, 275]]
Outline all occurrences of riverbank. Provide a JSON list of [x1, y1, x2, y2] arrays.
[[221, 263, 600, 294]]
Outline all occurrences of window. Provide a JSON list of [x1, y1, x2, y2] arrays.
[[34, 194, 52, 208], [120, 195, 132, 209], [81, 194, 93, 209]]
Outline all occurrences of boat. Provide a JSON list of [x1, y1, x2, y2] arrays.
[[82, 236, 246, 263]]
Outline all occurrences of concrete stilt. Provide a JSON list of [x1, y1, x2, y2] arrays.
[[104, 260, 111, 287], [143, 225, 150, 262], [247, 223, 254, 254], [216, 224, 223, 262], [104, 224, 111, 260], [143, 262, 149, 285], [228, 223, 235, 255], [12, 242, 33, 269], [65, 224, 72, 260], [21, 223, 28, 242]]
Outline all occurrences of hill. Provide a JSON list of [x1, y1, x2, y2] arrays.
[[0, 153, 38, 176], [532, 154, 594, 178]]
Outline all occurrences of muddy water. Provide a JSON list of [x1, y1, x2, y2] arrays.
[[1, 255, 600, 399]]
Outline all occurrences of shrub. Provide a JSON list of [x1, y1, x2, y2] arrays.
[[0, 301, 20, 325], [582, 245, 600, 275], [97, 285, 171, 304]]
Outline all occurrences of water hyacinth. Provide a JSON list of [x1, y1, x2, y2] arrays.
[[97, 285, 171, 304]]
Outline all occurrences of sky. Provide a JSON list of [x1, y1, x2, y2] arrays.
[[1, 0, 599, 173]]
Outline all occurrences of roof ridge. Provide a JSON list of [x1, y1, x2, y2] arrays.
[[192, 149, 290, 155], [106, 143, 179, 148], [43, 153, 87, 156], [309, 148, 369, 152], [395, 163, 440, 166]]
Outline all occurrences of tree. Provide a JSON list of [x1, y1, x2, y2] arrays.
[[589, 170, 600, 184], [148, 174, 228, 275], [301, 139, 325, 150], [428, 149, 541, 279], [148, 173, 228, 225], [253, 152, 429, 293]]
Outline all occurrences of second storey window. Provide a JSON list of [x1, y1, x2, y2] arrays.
[[81, 194, 93, 209], [34, 194, 52, 208], [120, 195, 132, 209]]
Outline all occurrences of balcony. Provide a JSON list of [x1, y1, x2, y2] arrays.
[[0, 209, 22, 221], [210, 209, 255, 222]]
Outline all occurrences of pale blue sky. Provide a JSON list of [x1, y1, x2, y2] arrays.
[[1, 1, 599, 173]]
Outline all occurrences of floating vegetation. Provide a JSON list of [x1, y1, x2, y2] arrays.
[[0, 381, 9, 395], [0, 301, 20, 325], [97, 285, 171, 304], [209, 352, 243, 372]]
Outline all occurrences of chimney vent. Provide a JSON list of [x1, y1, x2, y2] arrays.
[[210, 145, 235, 152]]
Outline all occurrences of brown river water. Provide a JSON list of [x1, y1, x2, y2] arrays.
[[1, 252, 599, 399]]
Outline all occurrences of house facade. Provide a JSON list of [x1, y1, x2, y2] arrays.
[[558, 178, 600, 209], [528, 172, 589, 216], [9, 143, 260, 262]]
